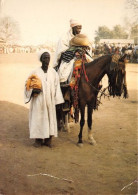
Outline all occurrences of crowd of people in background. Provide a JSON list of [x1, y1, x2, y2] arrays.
[[0, 45, 53, 54], [0, 41, 138, 63], [92, 42, 138, 63]]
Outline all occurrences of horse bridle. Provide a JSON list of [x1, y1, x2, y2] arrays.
[[81, 54, 110, 99]]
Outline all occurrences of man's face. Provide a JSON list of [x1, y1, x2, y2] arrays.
[[72, 25, 82, 35], [41, 52, 50, 69]]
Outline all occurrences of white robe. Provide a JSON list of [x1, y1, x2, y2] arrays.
[[53, 29, 93, 82], [53, 29, 74, 68], [58, 59, 74, 83], [58, 54, 93, 83], [24, 67, 64, 139]]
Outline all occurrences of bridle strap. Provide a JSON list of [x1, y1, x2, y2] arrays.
[[81, 54, 110, 98]]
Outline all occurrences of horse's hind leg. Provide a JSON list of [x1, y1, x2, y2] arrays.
[[78, 104, 85, 146], [56, 105, 66, 132], [87, 103, 96, 145]]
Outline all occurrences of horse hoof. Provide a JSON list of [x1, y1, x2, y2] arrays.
[[89, 140, 97, 146], [77, 143, 83, 147], [88, 135, 97, 145], [65, 127, 71, 133]]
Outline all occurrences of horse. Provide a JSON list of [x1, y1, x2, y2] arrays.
[[78, 54, 128, 146], [57, 53, 128, 146]]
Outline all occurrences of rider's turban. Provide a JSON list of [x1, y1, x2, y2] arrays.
[[70, 19, 81, 28]]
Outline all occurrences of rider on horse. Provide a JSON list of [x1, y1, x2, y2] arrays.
[[57, 34, 92, 85], [55, 33, 93, 122], [53, 18, 83, 69]]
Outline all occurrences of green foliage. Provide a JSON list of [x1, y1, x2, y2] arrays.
[[112, 25, 128, 39], [95, 25, 128, 42], [95, 26, 112, 39]]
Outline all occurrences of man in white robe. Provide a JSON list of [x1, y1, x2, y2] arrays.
[[53, 19, 92, 83], [53, 19, 82, 68], [24, 51, 64, 147], [58, 34, 93, 83]]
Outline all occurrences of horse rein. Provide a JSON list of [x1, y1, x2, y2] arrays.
[[81, 54, 110, 99]]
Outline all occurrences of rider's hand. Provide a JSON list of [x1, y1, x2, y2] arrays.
[[75, 51, 80, 58]]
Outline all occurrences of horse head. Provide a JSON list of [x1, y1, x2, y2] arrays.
[[107, 54, 128, 98]]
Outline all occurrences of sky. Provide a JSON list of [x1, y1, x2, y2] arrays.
[[0, 0, 129, 45]]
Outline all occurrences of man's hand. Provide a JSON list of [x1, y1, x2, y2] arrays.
[[32, 88, 42, 97]]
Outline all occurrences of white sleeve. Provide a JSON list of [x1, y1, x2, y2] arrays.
[[24, 71, 35, 104], [24, 87, 33, 104], [54, 71, 64, 105], [53, 33, 70, 67]]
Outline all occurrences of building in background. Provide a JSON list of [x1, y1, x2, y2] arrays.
[[99, 39, 134, 47]]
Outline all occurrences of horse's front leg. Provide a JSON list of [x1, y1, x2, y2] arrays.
[[78, 105, 85, 146], [87, 103, 96, 145], [56, 105, 62, 131], [64, 112, 70, 133]]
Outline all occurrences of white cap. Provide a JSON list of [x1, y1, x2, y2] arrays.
[[70, 19, 81, 28], [37, 49, 51, 61]]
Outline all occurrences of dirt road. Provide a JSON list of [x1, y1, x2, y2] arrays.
[[0, 53, 137, 195]]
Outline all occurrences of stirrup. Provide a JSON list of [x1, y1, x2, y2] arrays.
[[60, 81, 70, 87]]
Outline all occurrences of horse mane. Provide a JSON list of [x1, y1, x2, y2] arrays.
[[85, 55, 111, 67], [85, 54, 128, 99]]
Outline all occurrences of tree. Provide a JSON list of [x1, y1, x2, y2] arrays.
[[112, 25, 128, 39], [0, 16, 20, 44], [94, 25, 128, 42], [125, 0, 138, 25], [95, 26, 112, 39], [130, 24, 138, 44], [123, 0, 138, 39]]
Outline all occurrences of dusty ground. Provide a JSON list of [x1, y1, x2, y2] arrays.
[[0, 53, 137, 195]]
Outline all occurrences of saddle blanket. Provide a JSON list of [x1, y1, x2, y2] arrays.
[[69, 59, 82, 88]]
